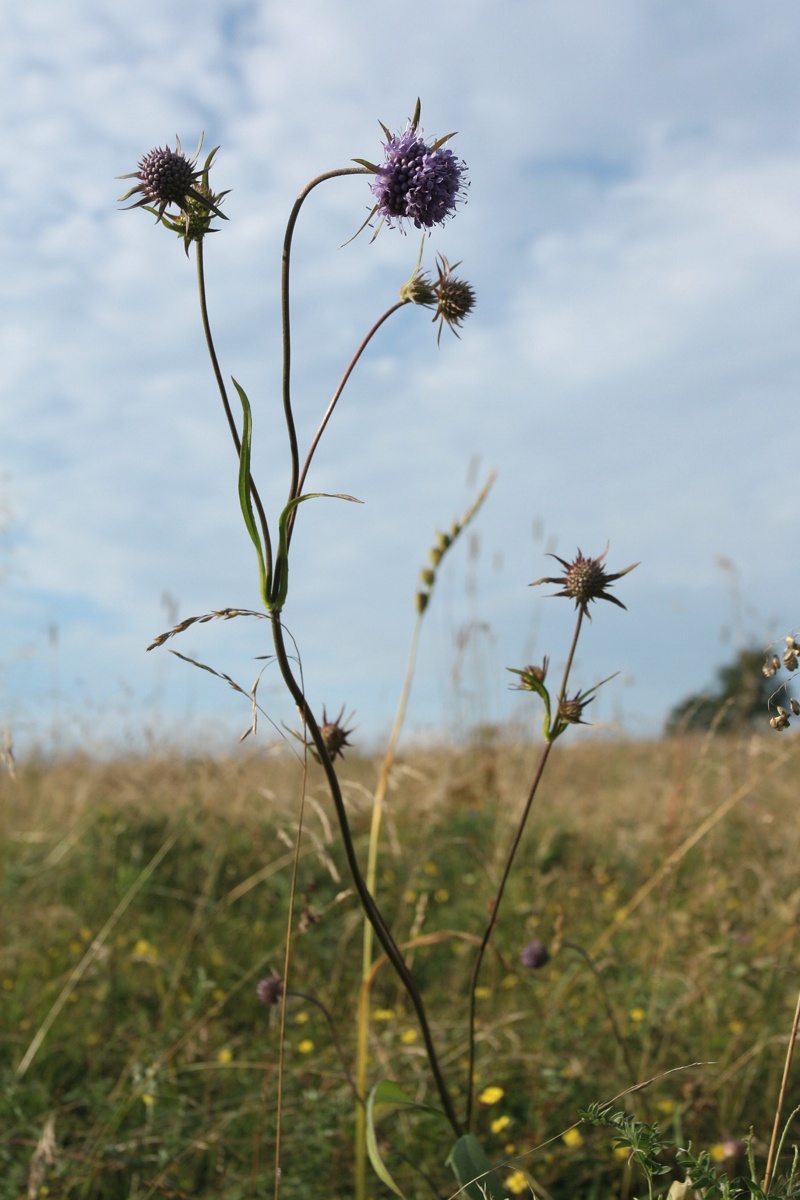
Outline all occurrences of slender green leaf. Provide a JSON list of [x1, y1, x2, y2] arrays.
[[271, 491, 362, 611], [231, 379, 269, 609], [446, 1134, 509, 1200], [365, 1080, 447, 1199]]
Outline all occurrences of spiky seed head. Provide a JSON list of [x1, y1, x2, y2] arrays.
[[531, 546, 639, 619], [318, 705, 355, 761], [431, 255, 476, 344], [558, 694, 591, 725]]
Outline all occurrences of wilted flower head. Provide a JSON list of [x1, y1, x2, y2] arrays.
[[509, 659, 549, 691], [400, 251, 475, 344], [256, 974, 284, 1007], [558, 693, 592, 726], [519, 939, 550, 970], [531, 546, 638, 620], [356, 100, 468, 236], [118, 135, 228, 244]]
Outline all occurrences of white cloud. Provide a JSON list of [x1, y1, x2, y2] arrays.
[[3, 0, 800, 751]]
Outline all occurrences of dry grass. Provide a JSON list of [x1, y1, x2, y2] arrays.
[[2, 731, 799, 1198]]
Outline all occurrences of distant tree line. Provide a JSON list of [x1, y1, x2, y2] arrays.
[[664, 646, 784, 735]]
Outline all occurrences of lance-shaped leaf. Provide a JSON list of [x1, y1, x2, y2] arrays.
[[232, 379, 269, 609], [271, 491, 362, 611], [366, 1080, 447, 1199]]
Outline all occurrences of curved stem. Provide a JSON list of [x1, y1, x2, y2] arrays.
[[289, 300, 408, 548], [465, 609, 585, 1128], [195, 241, 273, 571], [280, 166, 370, 506], [269, 611, 462, 1136]]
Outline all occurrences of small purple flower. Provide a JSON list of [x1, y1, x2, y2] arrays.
[[370, 123, 467, 232], [256, 974, 284, 1007], [519, 939, 550, 970]]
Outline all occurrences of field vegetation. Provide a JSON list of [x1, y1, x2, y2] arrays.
[[3, 731, 799, 1198]]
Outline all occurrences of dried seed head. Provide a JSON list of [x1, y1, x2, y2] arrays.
[[318, 705, 355, 761], [431, 255, 476, 344], [791, 698, 800, 715], [511, 659, 550, 691], [558, 694, 590, 725], [786, 636, 800, 653], [770, 712, 791, 730], [763, 658, 778, 678], [531, 546, 638, 619], [783, 648, 799, 671]]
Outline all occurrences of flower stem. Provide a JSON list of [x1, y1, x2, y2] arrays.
[[280, 167, 370, 505], [464, 609, 585, 1128], [195, 241, 272, 569], [269, 611, 462, 1136], [290, 300, 408, 547]]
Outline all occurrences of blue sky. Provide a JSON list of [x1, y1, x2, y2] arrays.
[[3, 0, 800, 753]]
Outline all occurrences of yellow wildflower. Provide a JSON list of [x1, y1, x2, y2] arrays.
[[478, 1086, 504, 1106], [562, 1128, 583, 1148], [505, 1170, 530, 1195]]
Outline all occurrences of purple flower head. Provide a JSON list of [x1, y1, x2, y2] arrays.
[[256, 974, 284, 1007], [370, 126, 467, 232], [519, 939, 550, 970], [365, 101, 467, 234]]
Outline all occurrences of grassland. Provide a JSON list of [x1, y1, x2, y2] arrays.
[[2, 732, 800, 1198]]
